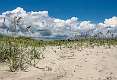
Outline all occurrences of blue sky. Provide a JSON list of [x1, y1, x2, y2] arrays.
[[0, 0, 117, 39], [0, 0, 117, 23]]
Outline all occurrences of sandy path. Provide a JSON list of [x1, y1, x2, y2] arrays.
[[0, 46, 117, 80]]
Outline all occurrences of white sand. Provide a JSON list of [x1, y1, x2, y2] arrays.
[[0, 46, 117, 80]]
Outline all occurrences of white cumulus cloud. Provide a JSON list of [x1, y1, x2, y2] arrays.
[[0, 7, 117, 39], [79, 21, 95, 31], [104, 16, 117, 27]]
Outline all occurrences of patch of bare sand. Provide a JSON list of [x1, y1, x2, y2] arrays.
[[0, 46, 117, 80]]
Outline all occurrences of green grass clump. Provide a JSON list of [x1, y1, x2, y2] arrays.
[[0, 41, 43, 72], [0, 42, 25, 71]]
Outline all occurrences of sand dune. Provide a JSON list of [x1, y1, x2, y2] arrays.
[[0, 46, 117, 80]]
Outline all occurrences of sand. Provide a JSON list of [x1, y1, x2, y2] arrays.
[[0, 46, 117, 80]]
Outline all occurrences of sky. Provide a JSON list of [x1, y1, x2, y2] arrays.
[[0, 0, 117, 23], [0, 0, 117, 39]]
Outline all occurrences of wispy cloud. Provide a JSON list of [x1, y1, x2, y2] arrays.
[[0, 7, 117, 39]]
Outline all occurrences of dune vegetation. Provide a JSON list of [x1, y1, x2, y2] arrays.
[[0, 35, 117, 72]]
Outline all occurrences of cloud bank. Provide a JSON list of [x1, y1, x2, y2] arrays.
[[0, 7, 117, 39]]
